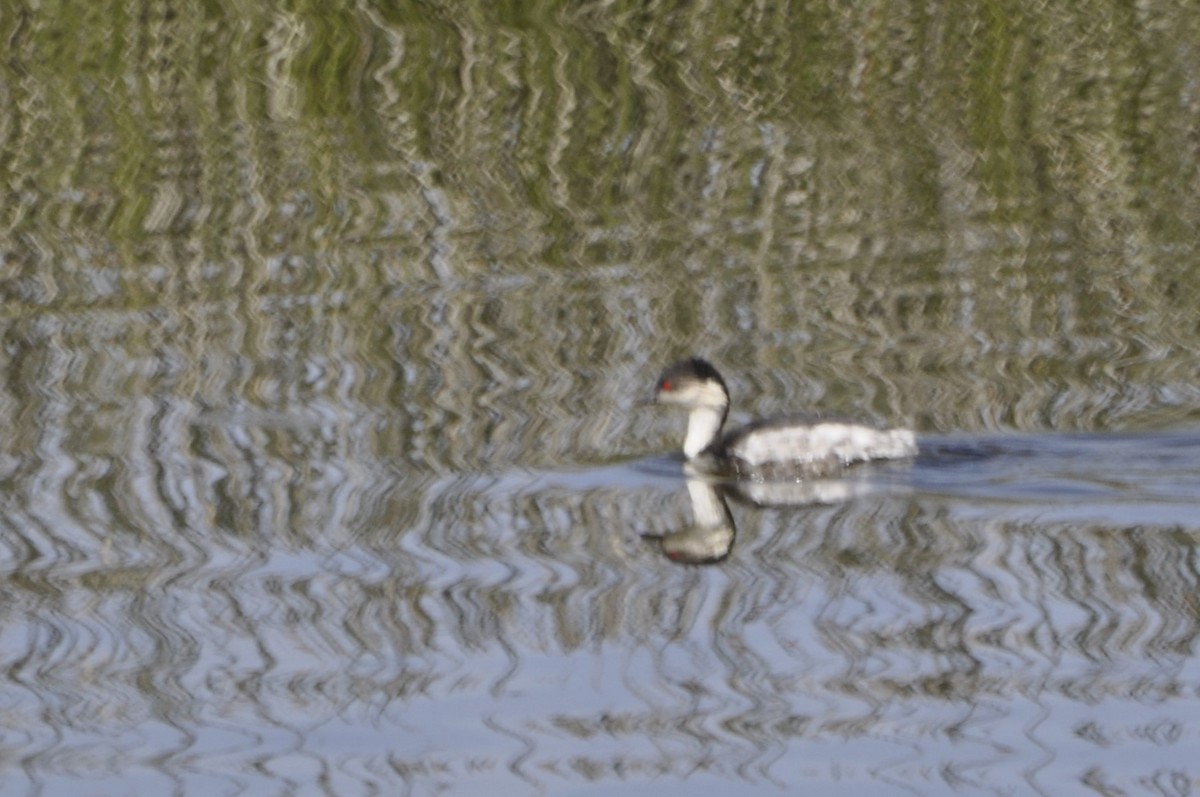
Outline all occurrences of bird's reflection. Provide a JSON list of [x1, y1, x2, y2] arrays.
[[650, 478, 737, 565], [646, 468, 908, 565]]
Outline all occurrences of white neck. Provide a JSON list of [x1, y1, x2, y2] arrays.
[[683, 406, 725, 459]]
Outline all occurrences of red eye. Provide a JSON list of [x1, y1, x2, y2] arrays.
[[661, 379, 673, 391]]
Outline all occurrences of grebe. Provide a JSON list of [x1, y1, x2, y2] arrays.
[[654, 357, 917, 479]]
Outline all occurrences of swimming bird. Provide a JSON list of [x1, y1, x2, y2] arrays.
[[654, 357, 917, 479]]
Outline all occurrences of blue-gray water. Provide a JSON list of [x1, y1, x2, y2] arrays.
[[5, 2, 1200, 795], [7, 417, 1200, 795]]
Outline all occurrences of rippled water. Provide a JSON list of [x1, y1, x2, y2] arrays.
[[5, 1, 1200, 795]]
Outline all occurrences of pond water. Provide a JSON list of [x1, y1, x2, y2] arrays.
[[4, 2, 1200, 795]]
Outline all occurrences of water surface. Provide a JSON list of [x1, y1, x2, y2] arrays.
[[3, 2, 1200, 795]]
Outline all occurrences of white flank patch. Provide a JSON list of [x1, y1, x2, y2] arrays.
[[729, 423, 916, 467]]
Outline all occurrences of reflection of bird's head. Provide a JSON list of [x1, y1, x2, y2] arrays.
[[656, 525, 734, 565]]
